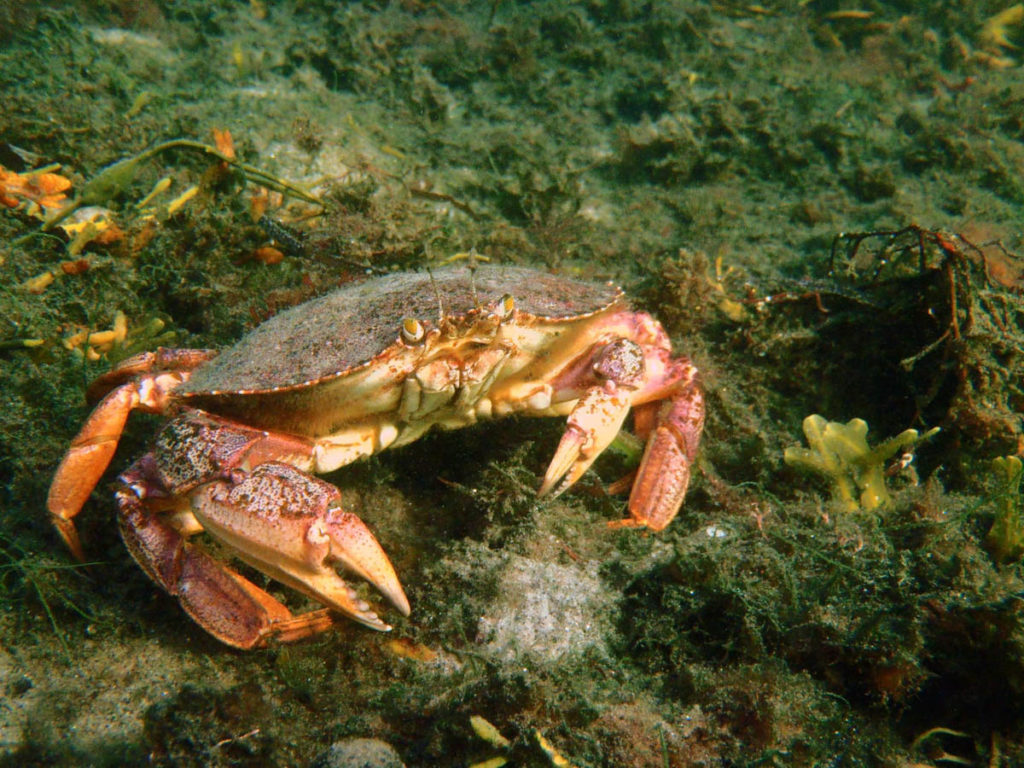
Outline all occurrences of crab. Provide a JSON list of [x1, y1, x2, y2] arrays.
[[47, 264, 704, 649]]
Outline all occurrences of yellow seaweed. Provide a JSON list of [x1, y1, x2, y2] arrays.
[[981, 4, 1024, 49], [784, 415, 939, 511]]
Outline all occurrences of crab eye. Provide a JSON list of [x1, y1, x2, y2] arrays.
[[495, 293, 515, 321], [400, 317, 425, 345]]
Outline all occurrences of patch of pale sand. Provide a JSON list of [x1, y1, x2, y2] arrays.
[[86, 27, 177, 64], [475, 555, 616, 664]]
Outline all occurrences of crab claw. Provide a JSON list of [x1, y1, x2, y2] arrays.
[[311, 508, 412, 620], [190, 462, 409, 631], [538, 385, 632, 498]]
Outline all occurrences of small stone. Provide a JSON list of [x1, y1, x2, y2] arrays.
[[308, 738, 406, 768]]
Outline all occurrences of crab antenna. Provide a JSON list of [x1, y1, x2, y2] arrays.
[[468, 248, 480, 308], [425, 266, 445, 326], [439, 249, 489, 310]]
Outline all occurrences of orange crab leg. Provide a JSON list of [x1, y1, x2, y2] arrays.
[[48, 384, 140, 560], [538, 332, 704, 532], [47, 349, 213, 560], [624, 378, 704, 530]]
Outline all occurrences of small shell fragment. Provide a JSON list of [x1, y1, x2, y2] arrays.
[[468, 759, 508, 768]]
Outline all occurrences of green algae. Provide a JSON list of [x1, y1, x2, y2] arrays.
[[2, 1, 1024, 767], [985, 455, 1024, 564]]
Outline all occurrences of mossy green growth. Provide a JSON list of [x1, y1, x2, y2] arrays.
[[784, 415, 939, 511], [985, 456, 1024, 564]]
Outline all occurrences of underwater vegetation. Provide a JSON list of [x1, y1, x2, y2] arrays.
[[3, 1, 1024, 766], [985, 455, 1024, 565], [784, 414, 939, 512]]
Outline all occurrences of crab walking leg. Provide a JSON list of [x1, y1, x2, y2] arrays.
[[625, 374, 704, 530], [190, 462, 410, 631], [537, 326, 704, 531], [48, 349, 212, 561], [600, 400, 662, 496], [118, 489, 336, 649], [49, 372, 185, 559], [48, 385, 140, 560]]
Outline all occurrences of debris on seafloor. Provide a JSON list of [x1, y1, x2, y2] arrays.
[[468, 714, 510, 768], [40, 134, 323, 233], [384, 636, 440, 663], [535, 730, 579, 768], [467, 714, 581, 768], [981, 4, 1024, 51], [470, 715, 511, 749], [0, 164, 71, 215], [8, 129, 330, 295], [468, 758, 508, 768], [784, 414, 939, 511], [60, 312, 176, 362]]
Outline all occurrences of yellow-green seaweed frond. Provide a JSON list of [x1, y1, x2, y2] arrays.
[[985, 456, 1024, 564], [784, 415, 939, 512]]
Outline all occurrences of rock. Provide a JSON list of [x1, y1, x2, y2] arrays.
[[309, 738, 406, 768]]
